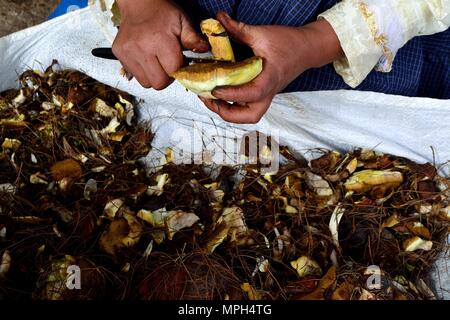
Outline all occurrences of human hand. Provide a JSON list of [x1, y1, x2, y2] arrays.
[[113, 0, 209, 89], [200, 11, 344, 124]]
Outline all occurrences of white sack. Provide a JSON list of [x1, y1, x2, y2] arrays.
[[0, 7, 448, 298]]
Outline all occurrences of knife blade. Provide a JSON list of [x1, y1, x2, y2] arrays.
[[91, 47, 215, 62]]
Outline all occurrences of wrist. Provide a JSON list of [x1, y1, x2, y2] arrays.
[[117, 0, 163, 15], [300, 19, 344, 69]]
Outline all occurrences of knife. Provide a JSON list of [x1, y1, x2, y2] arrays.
[[91, 47, 215, 62]]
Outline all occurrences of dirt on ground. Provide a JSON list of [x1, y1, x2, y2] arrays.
[[0, 0, 60, 37]]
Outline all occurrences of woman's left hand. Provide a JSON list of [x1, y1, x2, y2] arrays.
[[200, 11, 344, 124]]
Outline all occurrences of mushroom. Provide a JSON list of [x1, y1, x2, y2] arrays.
[[172, 19, 263, 99]]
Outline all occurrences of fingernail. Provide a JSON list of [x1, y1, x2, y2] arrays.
[[212, 89, 224, 99], [211, 89, 222, 96], [212, 100, 220, 113], [197, 41, 210, 51]]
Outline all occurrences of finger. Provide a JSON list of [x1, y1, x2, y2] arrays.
[[139, 56, 172, 90], [199, 96, 220, 114], [216, 11, 254, 45], [113, 35, 152, 87], [157, 39, 185, 76], [119, 58, 152, 88], [201, 98, 272, 124], [180, 14, 210, 52], [215, 100, 266, 124], [212, 66, 273, 103]]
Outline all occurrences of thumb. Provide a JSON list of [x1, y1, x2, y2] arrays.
[[180, 15, 210, 52], [216, 11, 254, 45]]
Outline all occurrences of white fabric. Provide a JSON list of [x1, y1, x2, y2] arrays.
[[1, 8, 449, 170], [0, 8, 448, 298]]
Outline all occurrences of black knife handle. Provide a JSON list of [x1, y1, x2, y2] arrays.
[[91, 48, 118, 60]]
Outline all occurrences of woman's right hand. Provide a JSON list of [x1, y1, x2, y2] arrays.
[[113, 0, 209, 89]]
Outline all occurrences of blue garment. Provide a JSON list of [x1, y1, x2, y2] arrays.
[[177, 0, 450, 99], [47, 0, 449, 98], [48, 0, 88, 20]]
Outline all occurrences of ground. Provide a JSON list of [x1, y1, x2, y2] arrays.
[[0, 0, 59, 37]]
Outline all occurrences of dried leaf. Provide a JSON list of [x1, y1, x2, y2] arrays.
[[285, 205, 298, 214], [440, 206, 450, 220], [0, 114, 27, 127], [2, 138, 21, 150], [166, 210, 200, 240], [30, 153, 38, 163], [147, 174, 169, 196], [118, 94, 135, 126], [0, 183, 16, 194], [121, 263, 131, 273], [104, 199, 124, 219], [241, 283, 261, 300], [258, 258, 270, 273], [138, 209, 199, 241], [300, 267, 336, 300], [284, 172, 303, 198], [84, 179, 98, 201], [150, 230, 166, 245], [58, 177, 73, 192], [12, 89, 26, 107], [305, 171, 333, 197], [329, 204, 345, 248], [30, 172, 48, 185], [143, 240, 154, 258], [110, 130, 127, 142], [204, 223, 230, 253], [101, 117, 121, 134], [0, 250, 11, 278], [359, 288, 377, 300], [90, 98, 118, 118], [41, 101, 55, 111], [406, 222, 431, 240], [403, 236, 433, 252], [0, 227, 6, 239], [52, 207, 73, 223], [41, 255, 81, 300], [345, 158, 358, 174], [416, 279, 436, 300], [331, 282, 354, 300], [219, 207, 248, 242], [92, 166, 106, 173], [290, 256, 322, 278], [310, 151, 340, 172], [360, 149, 376, 161], [381, 213, 400, 229], [99, 219, 129, 255], [417, 180, 439, 200], [121, 212, 143, 247]]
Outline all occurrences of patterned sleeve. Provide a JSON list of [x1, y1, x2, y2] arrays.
[[319, 0, 450, 88]]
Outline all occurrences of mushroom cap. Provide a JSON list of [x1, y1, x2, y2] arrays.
[[171, 56, 263, 99]]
